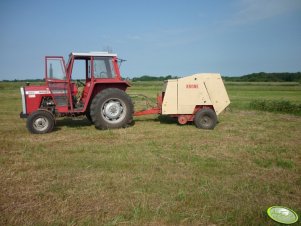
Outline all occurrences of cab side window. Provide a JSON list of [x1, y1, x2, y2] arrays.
[[93, 57, 116, 78]]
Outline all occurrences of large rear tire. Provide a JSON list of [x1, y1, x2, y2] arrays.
[[194, 108, 217, 130], [26, 110, 55, 134], [90, 88, 134, 130]]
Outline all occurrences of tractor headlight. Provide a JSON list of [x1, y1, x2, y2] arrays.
[[20, 87, 27, 114]]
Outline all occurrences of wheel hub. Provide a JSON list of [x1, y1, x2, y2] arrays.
[[33, 117, 49, 132], [178, 115, 188, 125], [201, 116, 211, 126], [103, 100, 124, 120]]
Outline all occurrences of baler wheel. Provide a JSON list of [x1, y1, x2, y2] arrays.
[[90, 88, 134, 130], [194, 108, 217, 130], [26, 110, 55, 134], [178, 115, 188, 125]]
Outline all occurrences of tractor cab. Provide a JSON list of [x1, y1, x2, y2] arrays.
[[45, 52, 125, 113]]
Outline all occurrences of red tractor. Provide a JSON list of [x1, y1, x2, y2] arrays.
[[20, 52, 134, 134]]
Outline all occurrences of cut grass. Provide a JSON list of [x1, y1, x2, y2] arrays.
[[0, 81, 300, 225]]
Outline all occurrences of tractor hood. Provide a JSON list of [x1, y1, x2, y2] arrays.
[[20, 85, 52, 117]]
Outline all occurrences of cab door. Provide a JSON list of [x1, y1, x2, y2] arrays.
[[46, 57, 71, 111]]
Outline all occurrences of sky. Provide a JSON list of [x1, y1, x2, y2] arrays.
[[0, 0, 301, 80]]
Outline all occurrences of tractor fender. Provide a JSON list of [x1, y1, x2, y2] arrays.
[[35, 108, 56, 120], [85, 82, 130, 110]]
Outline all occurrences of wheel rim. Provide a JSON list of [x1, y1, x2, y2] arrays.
[[200, 115, 212, 127], [33, 116, 49, 132], [101, 98, 126, 124]]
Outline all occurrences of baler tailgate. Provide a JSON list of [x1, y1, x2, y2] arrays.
[[204, 76, 230, 115]]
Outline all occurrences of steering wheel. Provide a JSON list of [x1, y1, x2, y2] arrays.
[[99, 71, 106, 77]]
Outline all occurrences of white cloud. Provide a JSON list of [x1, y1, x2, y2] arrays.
[[229, 0, 301, 25]]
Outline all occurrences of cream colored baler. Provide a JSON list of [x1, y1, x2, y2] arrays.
[[134, 73, 230, 129]]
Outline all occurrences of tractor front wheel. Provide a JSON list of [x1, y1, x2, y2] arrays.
[[26, 110, 55, 134], [90, 88, 134, 130], [194, 108, 217, 130]]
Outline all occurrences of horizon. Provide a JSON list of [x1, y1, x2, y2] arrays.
[[1, 0, 301, 80], [1, 71, 301, 82]]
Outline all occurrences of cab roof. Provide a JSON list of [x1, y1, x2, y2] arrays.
[[71, 52, 117, 57]]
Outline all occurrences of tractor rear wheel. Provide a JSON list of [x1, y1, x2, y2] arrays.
[[26, 110, 55, 134], [90, 88, 134, 130], [194, 108, 217, 130]]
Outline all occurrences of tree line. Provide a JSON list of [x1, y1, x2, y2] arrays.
[[131, 72, 301, 82], [1, 79, 44, 82], [131, 75, 178, 82], [223, 72, 301, 82], [1, 72, 300, 82]]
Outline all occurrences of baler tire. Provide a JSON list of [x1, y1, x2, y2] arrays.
[[194, 108, 217, 130], [26, 110, 55, 134], [90, 88, 134, 130]]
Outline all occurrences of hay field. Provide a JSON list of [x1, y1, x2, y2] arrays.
[[0, 81, 300, 225]]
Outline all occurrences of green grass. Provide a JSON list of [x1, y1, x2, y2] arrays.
[[225, 83, 301, 110], [249, 99, 301, 115], [0, 81, 301, 225]]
